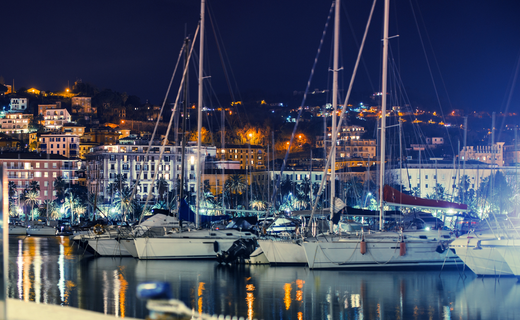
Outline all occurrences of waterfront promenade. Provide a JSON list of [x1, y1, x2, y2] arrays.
[[7, 299, 140, 320]]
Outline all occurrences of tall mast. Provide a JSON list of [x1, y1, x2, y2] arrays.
[[196, 0, 205, 228], [379, 0, 390, 231], [330, 0, 340, 233]]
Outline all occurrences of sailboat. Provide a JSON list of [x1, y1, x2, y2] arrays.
[[301, 0, 464, 270], [122, 0, 258, 260]]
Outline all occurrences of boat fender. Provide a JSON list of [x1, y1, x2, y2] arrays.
[[435, 243, 446, 254], [473, 240, 482, 250], [360, 238, 367, 255], [399, 241, 406, 256], [213, 241, 219, 253]]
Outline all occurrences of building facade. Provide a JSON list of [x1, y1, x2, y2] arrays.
[[217, 145, 266, 171], [9, 98, 28, 112], [1, 152, 80, 203], [39, 134, 80, 158], [459, 142, 505, 166], [0, 113, 32, 134], [86, 141, 217, 203], [42, 108, 71, 129]]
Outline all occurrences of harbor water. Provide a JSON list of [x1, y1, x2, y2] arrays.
[[7, 235, 520, 319]]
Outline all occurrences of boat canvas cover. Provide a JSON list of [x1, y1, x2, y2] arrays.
[[383, 185, 468, 211], [178, 199, 230, 223]]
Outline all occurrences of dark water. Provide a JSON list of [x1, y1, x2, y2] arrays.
[[7, 236, 520, 320]]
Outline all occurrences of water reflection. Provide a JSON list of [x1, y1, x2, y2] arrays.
[[7, 236, 520, 319]]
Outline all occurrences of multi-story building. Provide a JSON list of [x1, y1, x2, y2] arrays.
[[459, 142, 505, 166], [38, 102, 62, 115], [217, 144, 266, 171], [86, 140, 217, 203], [0, 113, 33, 134], [71, 97, 96, 114], [42, 108, 71, 129], [388, 159, 504, 200], [1, 152, 80, 203], [61, 123, 85, 136], [83, 127, 121, 145], [9, 97, 28, 112], [39, 133, 79, 158]]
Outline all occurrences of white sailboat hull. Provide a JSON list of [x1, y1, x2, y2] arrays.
[[450, 236, 514, 276], [304, 233, 458, 269], [120, 238, 139, 258], [133, 230, 257, 260], [87, 238, 132, 257], [258, 239, 307, 265]]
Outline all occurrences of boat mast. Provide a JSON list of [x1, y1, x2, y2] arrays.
[[330, 0, 340, 233], [379, 0, 390, 231], [196, 0, 205, 228]]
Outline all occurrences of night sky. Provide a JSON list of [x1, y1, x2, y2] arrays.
[[3, 0, 520, 113]]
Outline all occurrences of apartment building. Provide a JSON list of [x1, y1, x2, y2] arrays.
[[217, 144, 266, 171], [1, 152, 79, 203], [71, 96, 96, 114], [0, 113, 32, 134], [9, 97, 28, 112], [39, 134, 80, 158], [42, 108, 71, 129], [86, 140, 217, 203]]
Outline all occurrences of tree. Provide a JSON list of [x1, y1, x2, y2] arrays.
[[53, 177, 67, 202], [24, 191, 39, 221], [8, 181, 17, 205], [156, 177, 169, 201], [112, 187, 135, 221], [224, 174, 246, 210]]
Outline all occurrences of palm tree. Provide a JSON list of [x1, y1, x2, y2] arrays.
[[29, 181, 40, 193], [8, 181, 17, 204], [224, 174, 246, 210], [156, 177, 169, 201], [112, 187, 134, 221], [25, 191, 39, 221], [53, 177, 67, 202], [41, 200, 59, 220]]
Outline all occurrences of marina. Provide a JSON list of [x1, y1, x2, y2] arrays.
[[7, 235, 520, 319]]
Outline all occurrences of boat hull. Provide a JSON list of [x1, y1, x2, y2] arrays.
[[304, 234, 459, 269], [133, 230, 257, 260], [87, 238, 131, 257], [26, 226, 56, 236], [450, 236, 514, 276], [9, 226, 27, 235], [258, 239, 307, 265]]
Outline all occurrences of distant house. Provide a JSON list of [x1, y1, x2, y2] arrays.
[[0, 113, 33, 134], [39, 133, 80, 158], [9, 97, 28, 112], [71, 96, 96, 114], [42, 108, 71, 130]]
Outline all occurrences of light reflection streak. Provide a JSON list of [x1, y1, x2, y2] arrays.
[[283, 283, 292, 310], [298, 312, 303, 320], [246, 284, 255, 320], [22, 239, 33, 302], [34, 239, 41, 304], [103, 271, 108, 315], [17, 240, 23, 300], [197, 282, 205, 314], [118, 268, 128, 318], [58, 240, 65, 303], [114, 270, 119, 317], [296, 280, 304, 302], [443, 306, 451, 319]]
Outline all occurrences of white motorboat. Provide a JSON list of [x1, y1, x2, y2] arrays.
[[9, 224, 27, 235], [26, 224, 57, 236]]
